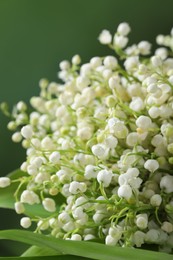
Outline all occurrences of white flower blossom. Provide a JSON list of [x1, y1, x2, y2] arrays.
[[2, 23, 173, 249], [117, 22, 131, 36], [42, 198, 56, 212], [20, 190, 40, 205], [0, 177, 11, 188], [20, 217, 32, 229], [160, 175, 173, 193], [114, 35, 128, 48], [97, 169, 112, 187], [21, 125, 33, 139], [98, 30, 112, 44], [117, 184, 132, 200], [49, 151, 61, 164], [150, 194, 162, 207], [144, 159, 159, 172]]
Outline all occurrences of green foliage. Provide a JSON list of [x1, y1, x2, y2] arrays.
[[21, 245, 58, 257], [0, 256, 89, 260], [0, 229, 172, 260]]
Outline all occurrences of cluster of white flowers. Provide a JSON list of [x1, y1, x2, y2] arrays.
[[1, 22, 173, 253]]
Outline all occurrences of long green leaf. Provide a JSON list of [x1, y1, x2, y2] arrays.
[[21, 245, 59, 257], [0, 230, 172, 260], [22, 245, 89, 258], [0, 256, 89, 260]]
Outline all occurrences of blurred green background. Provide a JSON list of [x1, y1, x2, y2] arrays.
[[0, 0, 173, 256]]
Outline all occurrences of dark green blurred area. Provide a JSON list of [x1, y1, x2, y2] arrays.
[[0, 0, 173, 256]]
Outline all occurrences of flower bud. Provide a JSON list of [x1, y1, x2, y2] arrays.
[[98, 30, 112, 44], [0, 177, 11, 188], [21, 125, 33, 139], [42, 198, 56, 212], [20, 217, 31, 229], [14, 202, 25, 214]]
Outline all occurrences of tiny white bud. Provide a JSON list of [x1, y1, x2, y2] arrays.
[[151, 134, 164, 147], [42, 198, 56, 212], [84, 165, 98, 179], [59, 60, 70, 70], [117, 22, 131, 36], [105, 135, 118, 149], [105, 235, 119, 246], [41, 136, 55, 150], [20, 190, 40, 205], [138, 41, 151, 55], [136, 214, 148, 229], [35, 172, 50, 184], [77, 127, 93, 141], [97, 169, 112, 187], [14, 202, 25, 214], [20, 217, 31, 228], [93, 212, 105, 224], [155, 47, 168, 60], [151, 55, 162, 67], [31, 157, 43, 168], [124, 56, 139, 71], [136, 115, 152, 130], [84, 234, 96, 241], [91, 144, 108, 158], [16, 101, 27, 111], [114, 35, 128, 48], [27, 164, 39, 175], [80, 63, 91, 76], [145, 229, 160, 243], [20, 162, 28, 172], [129, 97, 145, 112], [39, 78, 49, 89], [108, 76, 120, 89], [118, 184, 132, 200], [21, 125, 33, 139], [159, 83, 171, 93], [63, 221, 75, 232], [144, 159, 159, 172], [103, 56, 118, 69], [7, 121, 17, 131], [156, 34, 165, 45], [49, 151, 61, 164], [98, 29, 112, 44], [161, 221, 173, 233], [126, 132, 139, 147], [160, 175, 173, 193], [12, 132, 22, 143], [150, 194, 162, 207], [90, 57, 102, 68], [133, 231, 146, 247], [72, 54, 81, 65], [71, 234, 82, 241], [58, 212, 71, 224], [69, 181, 87, 194], [37, 220, 49, 230], [148, 106, 160, 119], [0, 177, 11, 188]]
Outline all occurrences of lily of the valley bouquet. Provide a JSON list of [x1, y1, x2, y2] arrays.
[[0, 23, 173, 259]]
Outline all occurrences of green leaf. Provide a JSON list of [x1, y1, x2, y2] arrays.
[[21, 245, 59, 257], [0, 256, 89, 260], [0, 229, 172, 260], [22, 245, 91, 258]]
